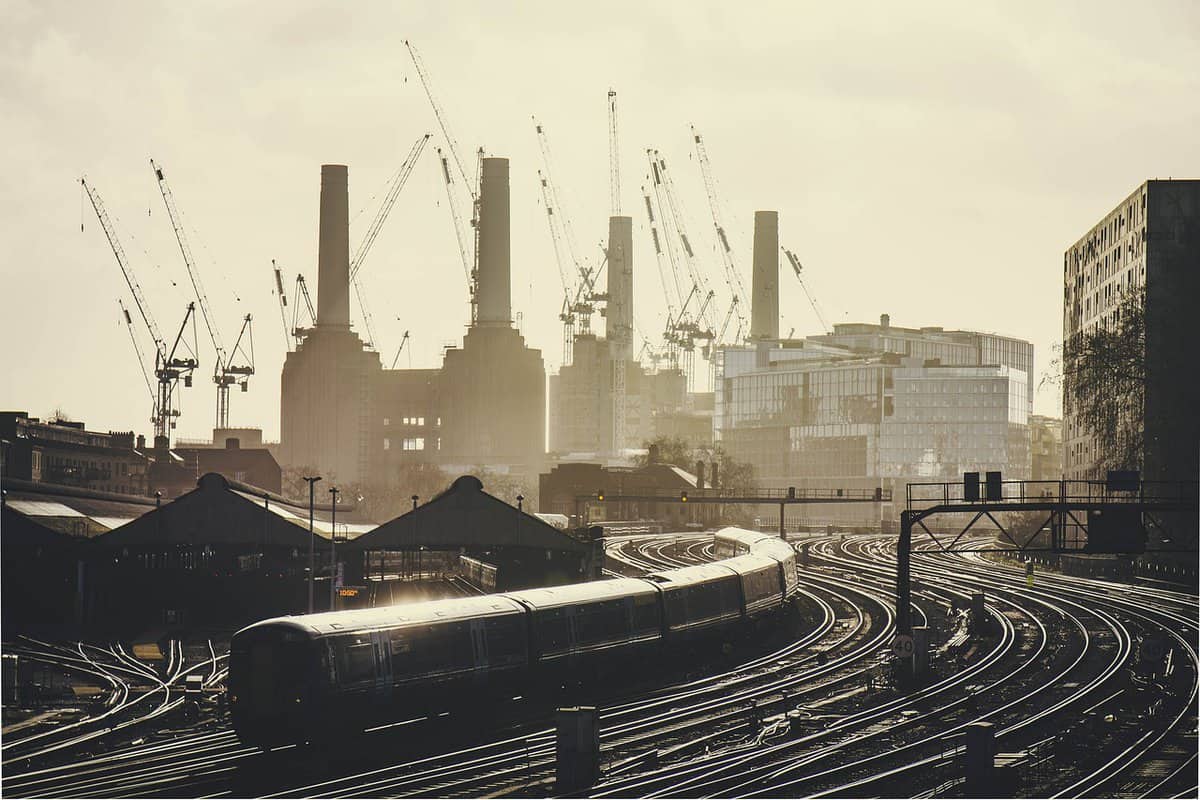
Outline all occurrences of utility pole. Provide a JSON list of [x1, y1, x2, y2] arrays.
[[303, 475, 322, 613], [328, 486, 340, 611]]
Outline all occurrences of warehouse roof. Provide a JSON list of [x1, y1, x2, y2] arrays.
[[1, 478, 157, 537], [347, 475, 589, 555], [93, 472, 376, 549]]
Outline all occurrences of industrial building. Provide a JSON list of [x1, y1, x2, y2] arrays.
[[280, 159, 545, 486]]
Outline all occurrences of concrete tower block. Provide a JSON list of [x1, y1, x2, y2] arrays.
[[477, 157, 511, 325], [317, 165, 350, 328], [751, 210, 779, 340], [606, 215, 634, 360]]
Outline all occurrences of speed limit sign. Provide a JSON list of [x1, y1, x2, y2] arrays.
[[892, 634, 915, 658]]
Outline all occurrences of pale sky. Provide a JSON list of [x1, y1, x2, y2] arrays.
[[2, 0, 1197, 442]]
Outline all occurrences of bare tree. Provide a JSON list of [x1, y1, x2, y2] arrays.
[[1048, 286, 1145, 472]]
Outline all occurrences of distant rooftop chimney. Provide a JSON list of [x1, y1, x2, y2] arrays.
[[880, 313, 890, 329], [316, 164, 350, 328]]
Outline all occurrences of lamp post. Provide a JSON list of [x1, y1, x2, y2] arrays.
[[328, 486, 340, 611], [302, 476, 322, 613]]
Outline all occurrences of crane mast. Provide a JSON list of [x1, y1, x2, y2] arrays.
[[390, 330, 411, 370], [291, 274, 318, 348], [608, 89, 621, 215], [151, 158, 254, 430], [607, 89, 626, 455], [82, 176, 198, 442]]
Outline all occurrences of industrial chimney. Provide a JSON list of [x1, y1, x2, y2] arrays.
[[316, 165, 350, 328], [751, 210, 779, 340], [476, 157, 511, 326], [606, 215, 634, 361]]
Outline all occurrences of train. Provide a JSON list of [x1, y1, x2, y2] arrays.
[[228, 528, 798, 747]]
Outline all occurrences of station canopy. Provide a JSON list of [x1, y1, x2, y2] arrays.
[[347, 475, 589, 555]]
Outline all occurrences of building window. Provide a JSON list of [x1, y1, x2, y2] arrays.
[[403, 438, 425, 451], [383, 417, 390, 427], [383, 438, 391, 451]]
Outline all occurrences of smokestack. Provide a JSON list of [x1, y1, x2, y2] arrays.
[[751, 210, 779, 340], [317, 165, 350, 328], [606, 215, 634, 360], [477, 157, 511, 325]]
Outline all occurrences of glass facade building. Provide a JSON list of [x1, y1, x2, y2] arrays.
[[716, 319, 1033, 526]]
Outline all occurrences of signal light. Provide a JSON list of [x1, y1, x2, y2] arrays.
[[597, 490, 605, 501], [964, 472, 980, 502], [680, 491, 688, 503]]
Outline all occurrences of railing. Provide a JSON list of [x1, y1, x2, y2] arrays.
[[906, 479, 1198, 510]]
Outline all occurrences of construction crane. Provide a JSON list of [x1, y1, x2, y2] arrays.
[[118, 299, 156, 415], [608, 89, 621, 215], [691, 125, 749, 343], [290, 273, 318, 348], [607, 90, 627, 455], [81, 176, 199, 442], [390, 330, 411, 370], [151, 159, 254, 430], [536, 170, 577, 364], [436, 147, 476, 298], [345, 132, 432, 350], [783, 247, 832, 334], [272, 260, 290, 351], [533, 118, 608, 364], [406, 40, 481, 323]]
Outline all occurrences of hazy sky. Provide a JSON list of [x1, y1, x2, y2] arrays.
[[2, 0, 1197, 442]]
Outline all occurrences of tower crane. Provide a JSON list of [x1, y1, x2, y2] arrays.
[[151, 159, 254, 430], [390, 330, 411, 370], [291, 274, 318, 348], [533, 118, 609, 363], [347, 132, 431, 351], [783, 247, 832, 334], [118, 299, 156, 415], [272, 260, 291, 351], [608, 89, 621, 216], [82, 176, 199, 443], [406, 40, 481, 324], [691, 125, 749, 344], [607, 89, 627, 454]]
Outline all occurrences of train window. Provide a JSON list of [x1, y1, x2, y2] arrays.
[[576, 600, 626, 646], [484, 615, 527, 665], [336, 637, 375, 684], [632, 594, 660, 634], [537, 608, 572, 654]]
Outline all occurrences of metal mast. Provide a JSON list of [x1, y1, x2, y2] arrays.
[[151, 159, 254, 429], [608, 90, 626, 455]]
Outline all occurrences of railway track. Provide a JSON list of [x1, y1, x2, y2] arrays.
[[3, 531, 1193, 798]]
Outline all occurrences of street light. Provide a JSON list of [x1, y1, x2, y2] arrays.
[[302, 476, 322, 613], [328, 486, 340, 611]]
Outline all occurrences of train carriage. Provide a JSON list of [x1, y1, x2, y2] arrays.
[[230, 527, 802, 747]]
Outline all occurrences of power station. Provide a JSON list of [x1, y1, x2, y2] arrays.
[[279, 160, 543, 487]]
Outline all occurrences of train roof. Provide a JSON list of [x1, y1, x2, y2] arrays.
[[720, 553, 784, 574], [644, 561, 739, 587], [504, 577, 657, 610], [714, 527, 776, 547], [235, 594, 526, 639]]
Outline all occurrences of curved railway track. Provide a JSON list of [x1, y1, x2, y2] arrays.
[[2, 531, 1194, 798]]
